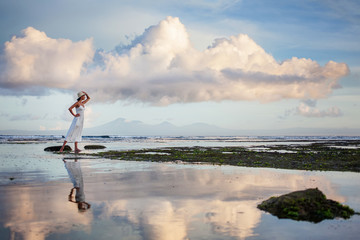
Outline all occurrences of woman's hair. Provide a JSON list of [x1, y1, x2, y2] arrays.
[[77, 97, 82, 101]]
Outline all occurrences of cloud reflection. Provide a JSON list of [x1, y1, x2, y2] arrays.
[[2, 184, 93, 240], [0, 162, 350, 240], [85, 164, 346, 240]]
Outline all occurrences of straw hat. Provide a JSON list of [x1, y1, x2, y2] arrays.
[[77, 91, 85, 98]]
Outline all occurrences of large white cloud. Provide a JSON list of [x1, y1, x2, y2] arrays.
[[0, 27, 94, 90], [0, 16, 349, 104]]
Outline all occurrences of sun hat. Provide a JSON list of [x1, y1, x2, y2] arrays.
[[77, 91, 85, 98]]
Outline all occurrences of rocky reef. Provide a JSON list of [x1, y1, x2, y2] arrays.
[[44, 145, 106, 151], [87, 141, 360, 172], [84, 145, 106, 150], [44, 145, 71, 152], [257, 188, 356, 223]]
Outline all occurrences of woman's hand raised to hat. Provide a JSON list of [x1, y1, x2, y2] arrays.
[[82, 91, 89, 97], [81, 91, 90, 104]]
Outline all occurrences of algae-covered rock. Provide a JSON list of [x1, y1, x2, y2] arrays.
[[84, 145, 106, 150], [257, 188, 355, 223], [44, 145, 72, 152]]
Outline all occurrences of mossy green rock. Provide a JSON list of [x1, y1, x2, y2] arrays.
[[44, 145, 72, 152], [257, 188, 355, 223], [84, 145, 106, 150]]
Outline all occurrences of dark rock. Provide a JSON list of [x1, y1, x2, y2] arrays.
[[257, 188, 355, 223], [44, 145, 72, 152], [84, 145, 106, 150]]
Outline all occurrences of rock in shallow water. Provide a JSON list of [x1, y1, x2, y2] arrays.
[[257, 188, 355, 223], [44, 145, 72, 152], [84, 145, 106, 150]]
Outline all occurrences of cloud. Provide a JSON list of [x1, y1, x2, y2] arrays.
[[0, 16, 349, 105], [21, 98, 28, 106], [0, 27, 94, 91], [280, 99, 343, 119], [10, 113, 42, 121], [296, 101, 343, 118]]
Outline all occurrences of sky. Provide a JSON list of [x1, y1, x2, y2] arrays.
[[0, 0, 359, 134]]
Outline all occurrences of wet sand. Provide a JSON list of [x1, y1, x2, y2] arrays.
[[0, 140, 359, 239]]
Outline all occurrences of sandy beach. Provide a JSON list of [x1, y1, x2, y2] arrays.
[[0, 136, 359, 240]]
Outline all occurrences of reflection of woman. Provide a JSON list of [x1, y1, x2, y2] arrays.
[[60, 91, 90, 153], [63, 159, 91, 212]]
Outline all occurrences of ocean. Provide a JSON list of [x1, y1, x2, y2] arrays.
[[0, 135, 359, 240]]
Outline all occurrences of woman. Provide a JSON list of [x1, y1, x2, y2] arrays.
[[59, 91, 90, 153]]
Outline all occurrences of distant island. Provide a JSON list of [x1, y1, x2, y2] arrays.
[[1, 117, 359, 136]]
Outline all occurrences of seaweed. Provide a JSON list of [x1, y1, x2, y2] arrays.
[[83, 140, 360, 172]]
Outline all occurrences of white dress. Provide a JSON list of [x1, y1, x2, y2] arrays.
[[65, 105, 85, 142]]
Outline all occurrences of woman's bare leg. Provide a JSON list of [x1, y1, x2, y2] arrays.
[[75, 142, 81, 153], [59, 140, 67, 152]]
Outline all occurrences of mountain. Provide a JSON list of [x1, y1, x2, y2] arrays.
[[83, 118, 235, 136], [84, 118, 360, 136], [0, 117, 359, 136]]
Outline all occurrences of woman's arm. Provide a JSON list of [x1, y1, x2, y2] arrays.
[[68, 102, 80, 117], [82, 91, 91, 104]]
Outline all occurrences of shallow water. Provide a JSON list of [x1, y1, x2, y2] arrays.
[[0, 140, 359, 240]]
